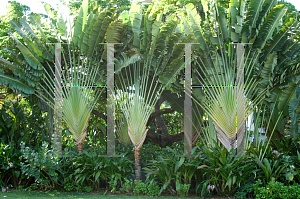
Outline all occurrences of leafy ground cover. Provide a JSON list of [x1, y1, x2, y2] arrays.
[[0, 190, 227, 199]]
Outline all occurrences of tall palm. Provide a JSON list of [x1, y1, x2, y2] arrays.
[[185, 1, 300, 150], [36, 47, 103, 153], [0, 0, 105, 153], [116, 61, 163, 181]]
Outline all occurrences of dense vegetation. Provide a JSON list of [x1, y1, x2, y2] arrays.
[[1, 0, 300, 198]]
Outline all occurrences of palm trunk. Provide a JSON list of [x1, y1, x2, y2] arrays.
[[134, 148, 142, 181], [77, 142, 83, 153], [74, 116, 90, 154]]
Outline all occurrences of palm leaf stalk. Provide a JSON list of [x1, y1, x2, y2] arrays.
[[115, 102, 131, 144], [116, 61, 163, 181], [35, 46, 103, 153], [201, 117, 219, 149], [244, 94, 286, 162]]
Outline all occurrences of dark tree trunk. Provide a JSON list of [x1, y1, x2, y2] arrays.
[[91, 97, 205, 147], [146, 130, 184, 147], [154, 97, 169, 135]]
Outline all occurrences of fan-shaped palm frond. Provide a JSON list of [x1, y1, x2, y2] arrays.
[[116, 61, 163, 180], [36, 47, 103, 153], [115, 102, 131, 144], [185, 0, 300, 150]]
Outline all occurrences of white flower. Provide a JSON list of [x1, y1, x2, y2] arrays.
[[272, 150, 279, 156], [207, 184, 215, 192]]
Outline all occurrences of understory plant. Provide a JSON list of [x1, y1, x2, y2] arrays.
[[254, 179, 300, 199], [115, 178, 160, 196], [19, 141, 62, 190], [197, 144, 256, 196], [63, 148, 134, 191], [144, 146, 200, 196], [0, 143, 24, 189]]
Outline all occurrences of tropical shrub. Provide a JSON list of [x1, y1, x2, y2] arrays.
[[247, 138, 298, 185], [197, 145, 256, 196], [233, 182, 254, 199], [254, 179, 300, 199], [0, 99, 48, 148], [19, 141, 62, 190], [62, 146, 134, 190], [144, 146, 200, 196], [146, 179, 160, 196], [118, 178, 137, 194], [133, 181, 148, 195], [0, 143, 24, 189]]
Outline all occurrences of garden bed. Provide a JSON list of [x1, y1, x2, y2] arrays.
[[0, 190, 232, 199]]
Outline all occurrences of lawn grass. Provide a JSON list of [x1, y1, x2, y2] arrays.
[[0, 190, 205, 199]]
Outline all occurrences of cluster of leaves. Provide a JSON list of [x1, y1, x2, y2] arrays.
[[0, 1, 30, 59], [0, 143, 24, 189], [254, 179, 300, 199], [234, 182, 255, 199], [196, 145, 256, 196], [109, 178, 160, 196], [0, 98, 49, 148], [144, 146, 200, 196], [19, 142, 62, 190], [18, 141, 135, 191]]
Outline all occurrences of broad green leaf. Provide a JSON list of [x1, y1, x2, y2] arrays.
[[253, 4, 287, 49]]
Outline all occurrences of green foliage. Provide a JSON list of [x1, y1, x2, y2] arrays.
[[19, 142, 61, 190], [18, 185, 23, 191], [0, 143, 24, 189], [144, 146, 199, 196], [6, 1, 30, 20], [116, 178, 160, 196], [25, 183, 38, 191], [83, 186, 93, 193], [0, 15, 55, 95], [0, 99, 48, 148], [176, 183, 190, 197], [63, 148, 134, 189], [146, 179, 160, 196], [253, 156, 288, 183], [253, 4, 288, 50], [133, 181, 147, 195], [118, 179, 137, 194], [254, 180, 300, 199], [234, 182, 254, 199], [63, 177, 93, 193], [198, 145, 255, 195], [63, 182, 75, 192]]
